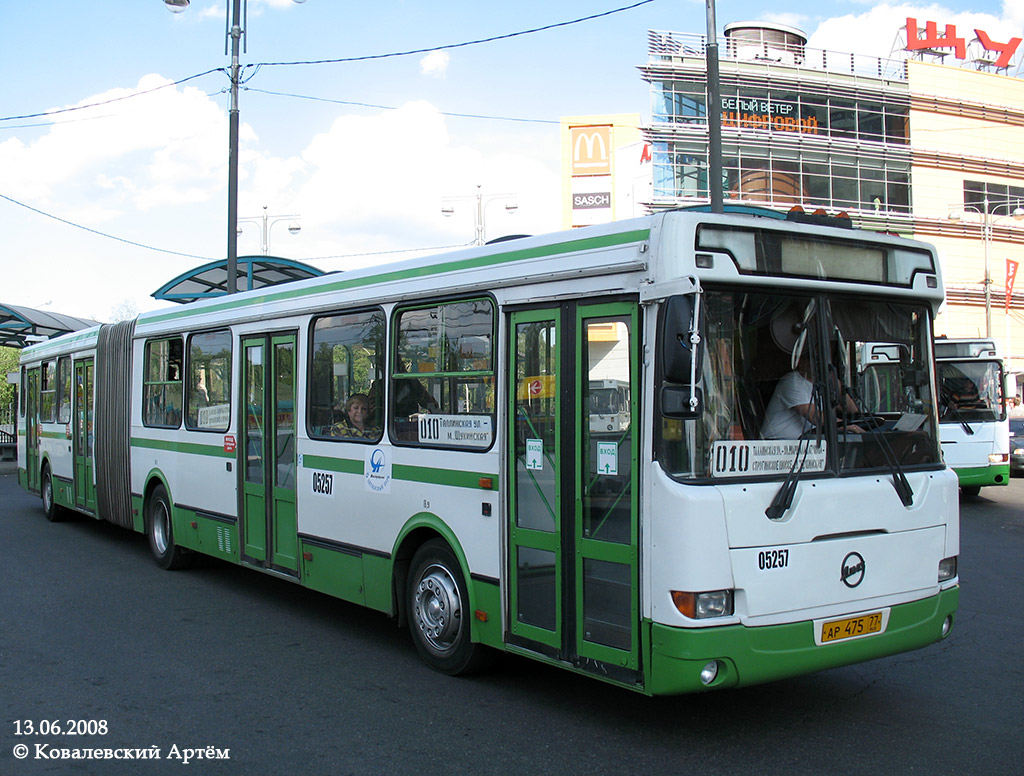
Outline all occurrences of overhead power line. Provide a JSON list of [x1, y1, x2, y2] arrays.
[[0, 193, 214, 260], [253, 0, 656, 67], [246, 87, 560, 125], [0, 69, 223, 124]]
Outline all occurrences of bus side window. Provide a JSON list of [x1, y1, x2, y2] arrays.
[[143, 337, 183, 428], [308, 308, 385, 441]]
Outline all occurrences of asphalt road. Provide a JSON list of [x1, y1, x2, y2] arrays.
[[1, 463, 1022, 775]]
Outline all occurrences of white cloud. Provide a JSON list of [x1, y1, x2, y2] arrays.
[[1, 84, 562, 318], [1, 74, 225, 213], [420, 51, 451, 79], [808, 4, 1016, 60]]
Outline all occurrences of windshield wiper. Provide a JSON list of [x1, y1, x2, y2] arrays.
[[838, 379, 914, 507], [940, 396, 975, 435], [766, 380, 825, 520]]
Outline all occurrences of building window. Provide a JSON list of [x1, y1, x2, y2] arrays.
[[186, 330, 232, 432], [143, 338, 183, 429], [309, 309, 385, 441], [391, 298, 495, 449], [964, 180, 1024, 213]]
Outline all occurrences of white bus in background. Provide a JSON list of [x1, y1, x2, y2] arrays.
[[933, 338, 1010, 496], [17, 206, 959, 695]]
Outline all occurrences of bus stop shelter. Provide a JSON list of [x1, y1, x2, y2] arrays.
[[0, 303, 99, 349], [151, 256, 326, 304]]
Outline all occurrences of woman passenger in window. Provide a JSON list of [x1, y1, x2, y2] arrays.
[[330, 393, 377, 439]]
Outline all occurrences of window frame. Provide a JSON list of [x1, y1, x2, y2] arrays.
[[142, 336, 184, 430], [389, 295, 497, 452], [56, 356, 72, 424], [185, 328, 233, 433], [306, 306, 387, 444]]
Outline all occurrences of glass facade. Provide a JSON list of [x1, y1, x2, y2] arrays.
[[646, 59, 912, 214]]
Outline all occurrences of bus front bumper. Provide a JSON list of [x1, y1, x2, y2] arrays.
[[646, 587, 959, 696], [954, 464, 1009, 488]]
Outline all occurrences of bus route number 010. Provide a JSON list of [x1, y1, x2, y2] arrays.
[[714, 442, 751, 475]]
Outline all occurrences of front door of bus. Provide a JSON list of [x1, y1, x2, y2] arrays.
[[73, 359, 96, 511], [26, 367, 40, 492], [240, 333, 298, 575], [508, 301, 640, 678]]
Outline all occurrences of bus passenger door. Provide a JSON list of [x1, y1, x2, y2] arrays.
[[73, 359, 96, 511], [240, 333, 298, 575], [26, 367, 40, 492], [508, 302, 640, 679]]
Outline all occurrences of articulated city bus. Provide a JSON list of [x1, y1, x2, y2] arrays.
[[17, 207, 958, 694], [933, 338, 1010, 496]]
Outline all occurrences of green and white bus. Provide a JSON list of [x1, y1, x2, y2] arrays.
[[933, 338, 1010, 496], [17, 207, 959, 694]]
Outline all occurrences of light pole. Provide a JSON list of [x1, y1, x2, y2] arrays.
[[949, 197, 1024, 336], [237, 206, 301, 255], [164, 0, 307, 293], [441, 185, 518, 246]]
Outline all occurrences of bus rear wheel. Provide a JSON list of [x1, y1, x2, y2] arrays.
[[146, 484, 192, 570], [41, 466, 64, 522], [406, 539, 492, 676]]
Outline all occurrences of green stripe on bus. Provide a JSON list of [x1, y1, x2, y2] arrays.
[[142, 229, 650, 326], [130, 436, 234, 458], [301, 454, 363, 475], [393, 463, 498, 490], [302, 454, 498, 490]]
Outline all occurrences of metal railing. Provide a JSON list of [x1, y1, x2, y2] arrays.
[[647, 30, 910, 81], [0, 403, 15, 448]]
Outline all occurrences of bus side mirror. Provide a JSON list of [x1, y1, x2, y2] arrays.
[[661, 384, 703, 419], [661, 295, 704, 384]]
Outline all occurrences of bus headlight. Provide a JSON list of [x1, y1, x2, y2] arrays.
[[671, 590, 734, 619], [938, 556, 958, 582], [988, 453, 1008, 463]]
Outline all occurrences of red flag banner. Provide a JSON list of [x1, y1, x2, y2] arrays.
[[1007, 259, 1019, 312]]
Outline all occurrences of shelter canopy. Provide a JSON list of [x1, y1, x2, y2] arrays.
[[152, 255, 327, 304], [0, 303, 99, 349]]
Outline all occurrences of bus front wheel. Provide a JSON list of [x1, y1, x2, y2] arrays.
[[146, 484, 192, 570], [41, 466, 64, 522], [406, 539, 492, 676]]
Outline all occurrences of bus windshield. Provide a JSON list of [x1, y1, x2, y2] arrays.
[[657, 289, 940, 480], [937, 360, 1005, 424]]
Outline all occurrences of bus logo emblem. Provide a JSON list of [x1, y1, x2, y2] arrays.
[[840, 552, 866, 588]]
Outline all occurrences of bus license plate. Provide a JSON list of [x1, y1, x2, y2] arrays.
[[820, 611, 884, 643]]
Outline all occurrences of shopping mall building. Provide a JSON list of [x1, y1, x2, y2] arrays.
[[561, 18, 1024, 388]]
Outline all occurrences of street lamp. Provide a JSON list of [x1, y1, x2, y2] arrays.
[[441, 185, 518, 246], [948, 196, 1024, 336], [164, 0, 306, 293], [237, 206, 302, 255]]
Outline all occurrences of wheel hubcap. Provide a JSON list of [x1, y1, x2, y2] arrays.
[[413, 564, 462, 654], [152, 502, 169, 554]]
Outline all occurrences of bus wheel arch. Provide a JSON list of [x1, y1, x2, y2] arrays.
[[144, 480, 192, 570]]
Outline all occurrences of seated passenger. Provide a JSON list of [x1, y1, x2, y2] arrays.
[[760, 353, 863, 440], [329, 393, 377, 439]]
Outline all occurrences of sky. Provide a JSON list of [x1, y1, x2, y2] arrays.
[[2, 0, 1021, 323]]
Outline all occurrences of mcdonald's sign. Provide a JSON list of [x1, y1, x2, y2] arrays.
[[571, 125, 612, 176]]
